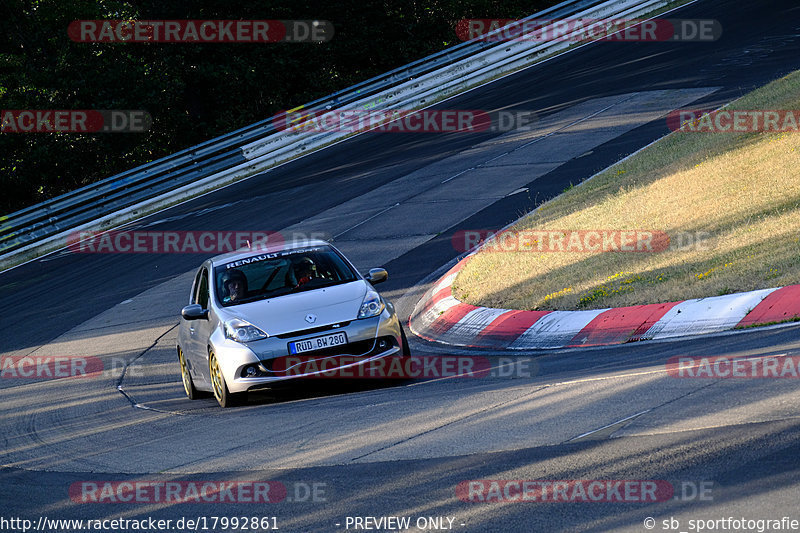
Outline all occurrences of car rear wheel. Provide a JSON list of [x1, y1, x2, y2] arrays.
[[209, 348, 245, 408], [178, 347, 200, 400]]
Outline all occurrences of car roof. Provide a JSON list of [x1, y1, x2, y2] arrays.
[[208, 238, 333, 267]]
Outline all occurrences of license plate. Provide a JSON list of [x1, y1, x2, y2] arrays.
[[288, 332, 348, 354]]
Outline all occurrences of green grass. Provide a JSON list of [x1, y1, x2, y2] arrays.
[[454, 70, 800, 311]]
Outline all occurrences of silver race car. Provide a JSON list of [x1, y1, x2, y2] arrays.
[[177, 239, 409, 407]]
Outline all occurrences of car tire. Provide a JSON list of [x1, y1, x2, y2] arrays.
[[400, 323, 411, 357], [178, 347, 201, 400], [209, 348, 245, 408]]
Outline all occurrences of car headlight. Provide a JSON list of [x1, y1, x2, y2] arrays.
[[224, 318, 268, 343], [358, 289, 385, 319]]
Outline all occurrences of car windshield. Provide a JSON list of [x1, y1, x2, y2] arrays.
[[214, 246, 358, 306]]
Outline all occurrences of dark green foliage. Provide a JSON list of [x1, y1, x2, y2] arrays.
[[0, 0, 557, 213]]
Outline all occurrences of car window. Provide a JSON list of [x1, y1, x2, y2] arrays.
[[215, 246, 358, 306], [190, 269, 203, 304], [196, 268, 210, 309]]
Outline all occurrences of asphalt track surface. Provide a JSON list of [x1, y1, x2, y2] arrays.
[[2, 0, 800, 531]]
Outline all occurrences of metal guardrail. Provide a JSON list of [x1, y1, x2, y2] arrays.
[[0, 0, 660, 263]]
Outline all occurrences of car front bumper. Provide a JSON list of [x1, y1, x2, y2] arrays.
[[210, 308, 404, 393]]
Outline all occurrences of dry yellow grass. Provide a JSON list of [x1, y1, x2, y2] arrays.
[[453, 71, 800, 311]]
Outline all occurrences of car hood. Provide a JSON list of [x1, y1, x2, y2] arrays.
[[219, 281, 368, 336]]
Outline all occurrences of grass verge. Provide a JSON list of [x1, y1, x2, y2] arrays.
[[453, 70, 800, 311]]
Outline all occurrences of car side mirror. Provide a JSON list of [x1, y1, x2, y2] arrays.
[[366, 268, 388, 285], [181, 304, 209, 320]]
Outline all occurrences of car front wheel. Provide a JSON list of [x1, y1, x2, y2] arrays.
[[400, 324, 411, 357], [209, 348, 245, 408]]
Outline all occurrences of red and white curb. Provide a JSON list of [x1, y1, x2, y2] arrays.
[[409, 255, 800, 350]]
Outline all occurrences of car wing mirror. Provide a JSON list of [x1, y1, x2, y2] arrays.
[[181, 303, 209, 320], [366, 268, 388, 285]]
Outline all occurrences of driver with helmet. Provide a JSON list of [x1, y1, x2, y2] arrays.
[[292, 257, 318, 287], [221, 269, 248, 303]]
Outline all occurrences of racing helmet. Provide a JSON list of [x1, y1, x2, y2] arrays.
[[295, 257, 316, 275], [221, 268, 248, 295]]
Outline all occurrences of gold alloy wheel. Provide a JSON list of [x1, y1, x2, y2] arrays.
[[209, 349, 224, 402], [178, 348, 192, 397]]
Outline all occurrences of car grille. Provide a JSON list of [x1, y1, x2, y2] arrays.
[[261, 336, 397, 374], [274, 321, 351, 339]]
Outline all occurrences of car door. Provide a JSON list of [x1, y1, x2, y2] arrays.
[[183, 266, 213, 385]]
